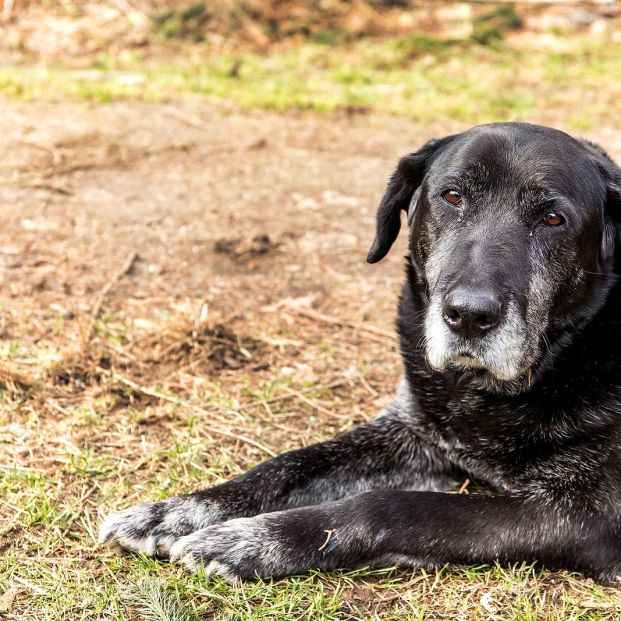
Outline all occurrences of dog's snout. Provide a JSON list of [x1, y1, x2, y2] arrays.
[[442, 288, 502, 338]]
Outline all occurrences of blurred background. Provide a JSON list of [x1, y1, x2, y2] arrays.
[[2, 2, 621, 620], [2, 0, 621, 123]]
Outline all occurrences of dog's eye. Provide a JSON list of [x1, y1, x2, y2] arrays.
[[442, 190, 462, 206], [542, 212, 565, 227]]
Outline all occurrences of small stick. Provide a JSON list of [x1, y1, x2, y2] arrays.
[[318, 529, 337, 551], [284, 387, 352, 421], [109, 372, 276, 457], [163, 106, 214, 132], [458, 478, 471, 494], [2, 0, 15, 22], [357, 373, 378, 397], [85, 251, 138, 347], [163, 107, 267, 152], [0, 362, 34, 390], [283, 306, 395, 340], [60, 486, 97, 535], [238, 379, 347, 411], [110, 369, 345, 413]]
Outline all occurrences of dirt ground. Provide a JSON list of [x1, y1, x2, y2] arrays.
[[3, 101, 620, 356], [0, 101, 439, 451], [1, 102, 433, 317], [3, 101, 621, 619]]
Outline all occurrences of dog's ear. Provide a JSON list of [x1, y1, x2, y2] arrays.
[[367, 136, 454, 264], [581, 139, 621, 218], [602, 164, 621, 223], [602, 171, 621, 262], [600, 179, 621, 263], [582, 140, 621, 262]]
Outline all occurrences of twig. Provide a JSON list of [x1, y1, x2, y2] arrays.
[[28, 183, 74, 196], [283, 306, 395, 341], [357, 373, 378, 397], [163, 106, 214, 132], [284, 387, 351, 420], [236, 379, 347, 411], [61, 486, 97, 535], [458, 478, 471, 494], [110, 372, 277, 457], [0, 362, 34, 391], [318, 529, 337, 551], [164, 106, 267, 150], [85, 251, 138, 347], [2, 0, 15, 22], [578, 601, 618, 609], [12, 577, 48, 596], [46, 399, 70, 415], [439, 0, 604, 4]]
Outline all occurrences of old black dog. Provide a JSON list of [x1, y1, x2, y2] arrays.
[[100, 122, 621, 582]]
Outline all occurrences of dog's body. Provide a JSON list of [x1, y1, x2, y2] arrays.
[[100, 122, 621, 582]]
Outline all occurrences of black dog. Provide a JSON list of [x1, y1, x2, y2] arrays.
[[100, 122, 621, 582]]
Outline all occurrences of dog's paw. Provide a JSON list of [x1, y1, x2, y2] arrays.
[[99, 494, 223, 557], [169, 514, 301, 582]]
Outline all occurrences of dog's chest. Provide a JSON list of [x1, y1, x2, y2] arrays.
[[405, 376, 558, 486]]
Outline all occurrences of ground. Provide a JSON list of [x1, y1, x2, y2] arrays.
[[2, 31, 621, 621], [2, 99, 621, 620]]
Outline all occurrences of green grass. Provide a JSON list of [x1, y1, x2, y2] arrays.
[[1, 34, 621, 126]]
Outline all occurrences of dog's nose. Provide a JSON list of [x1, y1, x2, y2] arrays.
[[442, 289, 502, 338]]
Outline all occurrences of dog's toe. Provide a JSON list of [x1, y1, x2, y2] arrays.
[[168, 535, 187, 563], [99, 495, 224, 556], [204, 560, 242, 585], [144, 533, 178, 557], [98, 504, 158, 552], [168, 515, 290, 581], [170, 534, 243, 583]]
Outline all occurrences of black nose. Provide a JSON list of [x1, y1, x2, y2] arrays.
[[442, 288, 502, 338]]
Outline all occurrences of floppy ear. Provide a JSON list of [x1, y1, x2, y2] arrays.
[[601, 162, 621, 222], [582, 139, 621, 262], [581, 139, 621, 217], [602, 170, 621, 262], [367, 136, 453, 264]]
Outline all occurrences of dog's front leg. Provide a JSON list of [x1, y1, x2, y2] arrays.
[[169, 489, 617, 582], [99, 397, 458, 557]]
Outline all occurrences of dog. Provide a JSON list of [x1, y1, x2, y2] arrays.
[[99, 122, 621, 583]]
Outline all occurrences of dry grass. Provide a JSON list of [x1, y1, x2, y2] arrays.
[[0, 285, 406, 619]]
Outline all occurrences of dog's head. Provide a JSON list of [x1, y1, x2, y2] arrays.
[[369, 122, 621, 386]]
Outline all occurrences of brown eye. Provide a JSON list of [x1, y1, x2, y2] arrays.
[[442, 190, 462, 206], [542, 212, 565, 227]]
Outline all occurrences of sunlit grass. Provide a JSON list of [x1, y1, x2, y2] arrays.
[[3, 369, 621, 619], [1, 35, 620, 126]]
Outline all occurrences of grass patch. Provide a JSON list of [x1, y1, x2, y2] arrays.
[[1, 35, 621, 126]]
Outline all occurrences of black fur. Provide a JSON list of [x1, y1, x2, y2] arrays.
[[100, 122, 621, 583]]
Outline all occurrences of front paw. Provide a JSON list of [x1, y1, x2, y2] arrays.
[[99, 494, 224, 557], [168, 514, 290, 581], [169, 508, 343, 582]]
